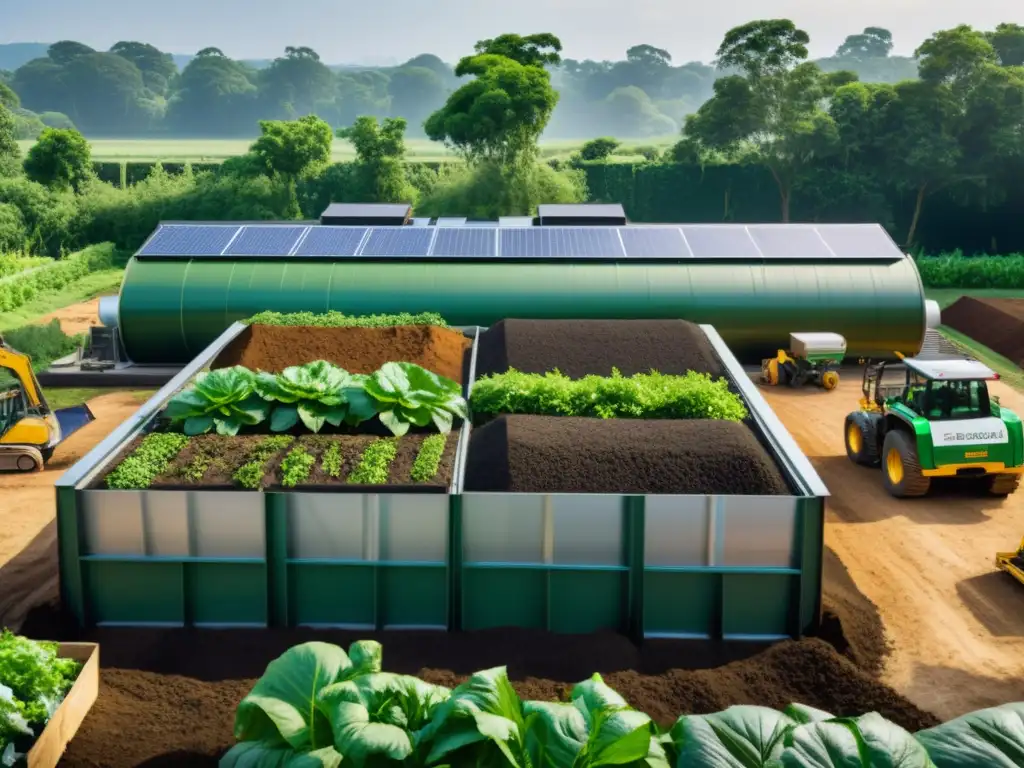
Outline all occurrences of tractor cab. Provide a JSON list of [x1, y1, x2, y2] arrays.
[[846, 355, 1023, 498]]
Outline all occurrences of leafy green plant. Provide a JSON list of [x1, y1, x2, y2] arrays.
[[470, 368, 748, 421], [0, 632, 82, 762], [410, 434, 447, 482], [179, 448, 214, 483], [164, 366, 271, 436], [244, 310, 448, 328], [364, 362, 468, 436], [280, 446, 316, 487], [104, 433, 189, 489], [0, 244, 113, 314], [321, 442, 344, 478], [916, 252, 1024, 289], [347, 439, 398, 485], [232, 435, 294, 490], [254, 361, 377, 433]]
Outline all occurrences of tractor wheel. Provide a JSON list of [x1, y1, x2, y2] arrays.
[[821, 371, 840, 391], [881, 430, 931, 498], [844, 413, 880, 467], [984, 473, 1021, 497]]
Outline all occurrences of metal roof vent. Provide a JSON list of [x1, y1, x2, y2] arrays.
[[499, 216, 535, 227], [320, 203, 412, 226], [537, 203, 627, 227]]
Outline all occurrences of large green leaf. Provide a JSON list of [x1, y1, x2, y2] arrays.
[[670, 706, 798, 768], [219, 740, 343, 768], [916, 703, 1024, 768], [365, 363, 467, 437], [164, 367, 270, 434], [525, 674, 668, 768], [418, 666, 525, 767], [317, 672, 450, 766], [233, 641, 382, 752], [777, 714, 934, 768]]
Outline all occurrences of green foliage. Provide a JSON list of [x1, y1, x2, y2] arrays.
[[227, 640, 1024, 768], [105, 432, 189, 489], [164, 366, 272, 436], [279, 446, 316, 487], [0, 253, 48, 278], [231, 435, 294, 489], [0, 243, 113, 313], [0, 631, 82, 762], [244, 310, 448, 328], [364, 362, 468, 436], [179, 447, 214, 483], [321, 441, 343, 478], [578, 138, 621, 162], [410, 433, 447, 482], [337, 116, 417, 204], [0, 202, 27, 252], [348, 439, 398, 485], [23, 127, 93, 192], [0, 103, 19, 176], [471, 369, 749, 421], [254, 361, 377, 433], [916, 252, 1024, 288], [249, 115, 334, 181], [1, 318, 81, 369]]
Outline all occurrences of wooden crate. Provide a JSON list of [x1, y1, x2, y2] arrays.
[[25, 643, 99, 768]]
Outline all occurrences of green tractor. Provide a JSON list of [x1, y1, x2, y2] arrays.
[[844, 355, 1024, 498]]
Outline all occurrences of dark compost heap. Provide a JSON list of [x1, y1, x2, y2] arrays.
[[941, 297, 1024, 367]]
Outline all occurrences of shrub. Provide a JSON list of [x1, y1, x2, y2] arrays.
[[0, 243, 114, 313], [915, 251, 1024, 289], [2, 320, 81, 369]]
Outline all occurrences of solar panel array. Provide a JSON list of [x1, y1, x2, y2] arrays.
[[136, 222, 906, 263]]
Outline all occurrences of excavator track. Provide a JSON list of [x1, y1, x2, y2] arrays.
[[0, 445, 44, 472]]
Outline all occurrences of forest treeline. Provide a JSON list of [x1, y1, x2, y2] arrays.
[[1, 24, 1010, 139]]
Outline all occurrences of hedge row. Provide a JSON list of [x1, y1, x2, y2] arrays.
[[0, 243, 115, 313]]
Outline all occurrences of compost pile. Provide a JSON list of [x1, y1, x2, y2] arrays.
[[464, 415, 788, 494], [214, 323, 470, 382], [941, 297, 1024, 366]]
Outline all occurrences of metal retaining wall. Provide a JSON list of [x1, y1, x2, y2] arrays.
[[55, 324, 828, 639]]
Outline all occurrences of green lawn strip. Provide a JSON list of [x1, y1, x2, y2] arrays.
[[244, 310, 447, 328], [937, 327, 1024, 392], [0, 269, 125, 331], [347, 438, 399, 485], [279, 445, 316, 487], [321, 441, 344, 478], [105, 433, 189, 489], [410, 434, 448, 483], [232, 435, 295, 489], [44, 388, 155, 409]]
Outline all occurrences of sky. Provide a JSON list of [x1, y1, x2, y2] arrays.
[[2, 0, 1017, 65]]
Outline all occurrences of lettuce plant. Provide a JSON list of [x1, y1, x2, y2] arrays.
[[164, 366, 271, 436], [364, 362, 468, 436], [254, 361, 378, 433]]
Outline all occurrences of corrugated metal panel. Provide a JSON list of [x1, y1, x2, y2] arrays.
[[117, 257, 926, 364]]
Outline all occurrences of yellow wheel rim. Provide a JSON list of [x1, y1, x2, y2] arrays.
[[847, 424, 862, 454], [886, 447, 904, 484], [822, 371, 839, 390]]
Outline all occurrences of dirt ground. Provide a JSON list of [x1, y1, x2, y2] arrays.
[[760, 376, 1024, 720], [35, 297, 106, 336], [0, 392, 144, 629]]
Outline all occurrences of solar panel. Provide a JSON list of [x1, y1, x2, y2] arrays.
[[499, 228, 625, 258], [681, 226, 762, 260], [619, 227, 691, 259], [431, 228, 497, 257], [360, 227, 434, 257], [815, 224, 904, 260], [293, 227, 368, 257], [138, 225, 240, 257], [224, 226, 308, 256], [747, 225, 833, 260]]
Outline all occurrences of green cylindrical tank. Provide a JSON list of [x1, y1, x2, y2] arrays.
[[116, 256, 927, 364]]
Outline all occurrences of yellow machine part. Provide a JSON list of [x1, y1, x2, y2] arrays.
[[760, 350, 790, 386], [995, 537, 1024, 586], [0, 337, 60, 471], [0, 414, 52, 447], [822, 370, 840, 390]]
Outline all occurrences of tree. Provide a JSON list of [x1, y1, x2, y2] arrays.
[[168, 52, 259, 135], [915, 25, 998, 95], [337, 116, 416, 202], [23, 127, 93, 191], [0, 83, 17, 110], [261, 46, 336, 118], [110, 41, 177, 96], [988, 23, 1024, 66], [835, 28, 894, 60], [601, 86, 677, 137], [466, 34, 562, 69], [47, 41, 96, 67], [387, 67, 447, 133], [61, 52, 151, 134], [0, 103, 20, 176], [684, 20, 838, 220], [250, 114, 333, 181], [426, 38, 561, 166], [11, 58, 65, 113]]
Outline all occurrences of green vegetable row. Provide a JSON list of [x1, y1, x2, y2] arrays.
[[224, 640, 1023, 768], [0, 631, 83, 764], [104, 433, 189, 490], [470, 368, 749, 421], [165, 360, 468, 438], [244, 310, 448, 328]]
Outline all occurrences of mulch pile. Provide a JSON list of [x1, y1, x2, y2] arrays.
[[213, 324, 470, 383], [942, 297, 1024, 367], [463, 415, 790, 495], [472, 319, 726, 378], [17, 561, 937, 768]]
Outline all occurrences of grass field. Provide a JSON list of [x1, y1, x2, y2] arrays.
[[16, 136, 678, 164], [0, 269, 123, 332]]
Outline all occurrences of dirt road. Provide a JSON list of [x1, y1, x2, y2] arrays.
[[0, 392, 143, 630], [762, 377, 1024, 720], [36, 296, 109, 336]]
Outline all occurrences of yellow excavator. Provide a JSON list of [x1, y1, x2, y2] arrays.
[[996, 538, 1024, 587], [0, 335, 94, 472]]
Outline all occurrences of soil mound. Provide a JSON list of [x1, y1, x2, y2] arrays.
[[213, 324, 470, 383], [473, 319, 726, 378], [942, 297, 1024, 366], [463, 415, 790, 494]]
